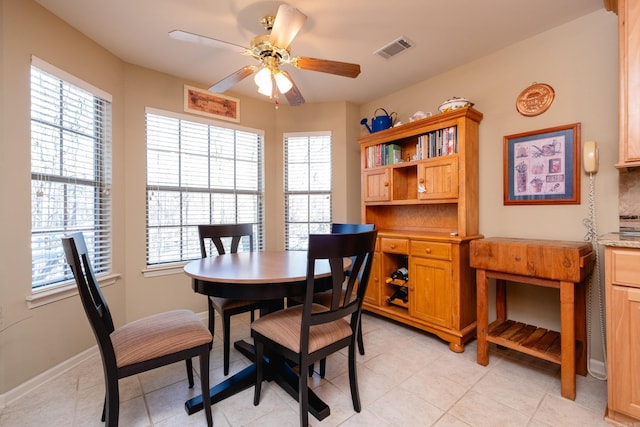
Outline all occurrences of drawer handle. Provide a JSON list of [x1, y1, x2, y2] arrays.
[[384, 182, 390, 187], [390, 244, 396, 249], [514, 256, 521, 261], [419, 178, 425, 184], [425, 248, 432, 254]]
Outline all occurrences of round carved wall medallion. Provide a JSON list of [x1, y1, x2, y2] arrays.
[[516, 83, 555, 116]]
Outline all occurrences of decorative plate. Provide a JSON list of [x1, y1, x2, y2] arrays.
[[516, 83, 555, 116]]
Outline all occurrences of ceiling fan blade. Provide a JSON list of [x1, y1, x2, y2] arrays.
[[269, 5, 307, 49], [280, 71, 305, 106], [293, 57, 361, 78], [208, 66, 256, 93], [169, 30, 248, 53]]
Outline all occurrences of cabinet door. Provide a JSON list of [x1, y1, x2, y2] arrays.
[[409, 256, 452, 327], [363, 251, 381, 306], [417, 157, 458, 200], [363, 168, 390, 202], [620, 0, 640, 164], [609, 285, 640, 419]]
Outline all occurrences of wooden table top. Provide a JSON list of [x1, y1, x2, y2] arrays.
[[184, 250, 338, 283]]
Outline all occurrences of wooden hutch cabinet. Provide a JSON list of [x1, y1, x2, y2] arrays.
[[359, 107, 482, 352]]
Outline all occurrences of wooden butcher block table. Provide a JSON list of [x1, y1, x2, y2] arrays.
[[470, 237, 595, 400]]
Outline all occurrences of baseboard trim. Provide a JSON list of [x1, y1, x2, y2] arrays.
[[0, 346, 98, 409], [587, 358, 608, 380], [0, 310, 209, 410]]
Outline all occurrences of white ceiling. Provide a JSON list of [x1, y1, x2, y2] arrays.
[[34, 0, 605, 106]]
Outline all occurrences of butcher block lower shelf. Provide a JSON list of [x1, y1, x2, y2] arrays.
[[486, 319, 583, 366]]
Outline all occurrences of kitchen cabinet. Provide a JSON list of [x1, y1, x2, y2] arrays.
[[614, 0, 640, 168], [359, 107, 482, 352], [603, 245, 640, 425]]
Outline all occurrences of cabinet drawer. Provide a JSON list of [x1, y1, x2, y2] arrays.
[[380, 237, 409, 254], [610, 248, 640, 288], [410, 240, 451, 260]]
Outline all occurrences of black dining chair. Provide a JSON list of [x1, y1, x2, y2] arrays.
[[290, 223, 375, 378], [62, 232, 212, 427], [251, 229, 377, 427], [198, 223, 268, 376]]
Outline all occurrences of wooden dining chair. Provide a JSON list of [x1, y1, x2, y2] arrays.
[[198, 223, 267, 376], [294, 223, 375, 378], [62, 232, 212, 427], [251, 229, 377, 427]]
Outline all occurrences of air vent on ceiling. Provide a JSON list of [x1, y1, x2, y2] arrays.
[[374, 36, 413, 59]]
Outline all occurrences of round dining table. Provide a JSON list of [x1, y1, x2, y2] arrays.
[[183, 250, 345, 421]]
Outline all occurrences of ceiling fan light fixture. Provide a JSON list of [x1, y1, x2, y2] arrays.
[[274, 71, 293, 93], [257, 80, 273, 97], [254, 66, 271, 87]]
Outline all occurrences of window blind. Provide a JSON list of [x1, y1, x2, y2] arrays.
[[145, 109, 264, 265], [30, 57, 112, 289], [284, 132, 332, 250]]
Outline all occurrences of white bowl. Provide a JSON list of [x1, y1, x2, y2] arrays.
[[438, 97, 473, 113]]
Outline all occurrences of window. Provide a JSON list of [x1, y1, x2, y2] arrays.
[[146, 109, 264, 265], [30, 57, 112, 290], [284, 132, 332, 250]]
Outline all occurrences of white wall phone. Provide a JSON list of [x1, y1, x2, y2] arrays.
[[583, 140, 599, 173], [582, 139, 606, 379]]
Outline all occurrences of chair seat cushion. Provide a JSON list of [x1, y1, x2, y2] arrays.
[[210, 296, 259, 311], [111, 309, 212, 368], [251, 304, 352, 354]]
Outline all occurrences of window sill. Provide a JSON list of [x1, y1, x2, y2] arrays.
[[26, 273, 121, 309], [142, 262, 188, 278]]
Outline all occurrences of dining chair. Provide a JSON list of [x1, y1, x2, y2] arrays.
[[61, 232, 212, 427], [295, 223, 375, 378], [251, 229, 377, 427], [198, 223, 267, 376]]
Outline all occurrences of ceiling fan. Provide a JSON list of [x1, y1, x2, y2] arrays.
[[169, 4, 361, 106]]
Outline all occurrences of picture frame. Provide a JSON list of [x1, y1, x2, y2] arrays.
[[503, 123, 581, 205], [183, 85, 240, 122]]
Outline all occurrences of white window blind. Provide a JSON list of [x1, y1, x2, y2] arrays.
[[30, 57, 113, 289], [146, 109, 264, 265], [284, 132, 332, 250]]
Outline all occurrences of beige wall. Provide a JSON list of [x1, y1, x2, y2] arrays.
[[360, 9, 619, 366], [0, 0, 617, 397]]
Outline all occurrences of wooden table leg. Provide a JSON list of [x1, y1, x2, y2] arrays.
[[575, 280, 587, 376], [476, 268, 489, 366], [560, 280, 576, 400], [495, 278, 507, 321]]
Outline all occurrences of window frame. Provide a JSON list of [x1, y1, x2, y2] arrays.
[[283, 131, 333, 251], [29, 56, 113, 301], [144, 107, 265, 272]]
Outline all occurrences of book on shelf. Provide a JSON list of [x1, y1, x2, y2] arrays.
[[365, 143, 403, 167], [364, 125, 457, 167], [416, 126, 458, 160]]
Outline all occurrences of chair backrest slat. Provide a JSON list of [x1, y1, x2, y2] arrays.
[[198, 224, 254, 257], [62, 232, 117, 368], [331, 223, 374, 280]]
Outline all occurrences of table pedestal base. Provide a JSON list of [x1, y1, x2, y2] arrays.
[[185, 340, 330, 421]]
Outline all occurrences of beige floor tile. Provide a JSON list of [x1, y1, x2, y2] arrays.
[[0, 313, 612, 427]]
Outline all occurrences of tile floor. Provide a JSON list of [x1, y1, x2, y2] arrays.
[[0, 312, 610, 427]]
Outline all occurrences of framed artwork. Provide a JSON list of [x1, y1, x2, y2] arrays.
[[184, 85, 240, 122], [503, 123, 581, 205]]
